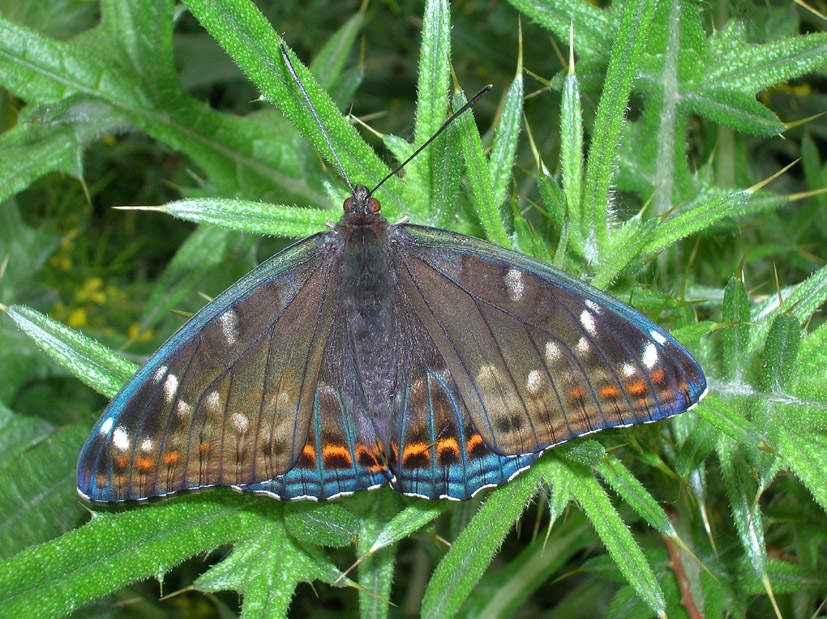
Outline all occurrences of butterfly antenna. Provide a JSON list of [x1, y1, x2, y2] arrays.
[[280, 44, 355, 195], [370, 83, 492, 195]]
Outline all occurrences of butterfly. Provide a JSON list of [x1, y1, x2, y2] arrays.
[[77, 48, 706, 503]]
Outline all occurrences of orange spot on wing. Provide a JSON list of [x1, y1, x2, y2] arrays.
[[198, 441, 210, 453], [650, 369, 666, 384], [467, 434, 483, 450], [323, 445, 350, 459], [135, 456, 154, 473], [600, 385, 620, 400], [162, 451, 180, 467], [113, 455, 129, 470], [402, 441, 430, 467], [405, 442, 429, 456], [466, 433, 487, 458], [322, 444, 352, 469], [356, 445, 385, 472], [628, 380, 648, 397], [437, 438, 459, 458], [568, 387, 584, 401], [299, 444, 316, 466]]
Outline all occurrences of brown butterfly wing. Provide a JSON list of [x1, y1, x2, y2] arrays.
[[391, 225, 706, 462], [78, 235, 351, 501]]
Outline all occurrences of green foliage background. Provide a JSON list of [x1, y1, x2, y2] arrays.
[[0, 0, 826, 617]]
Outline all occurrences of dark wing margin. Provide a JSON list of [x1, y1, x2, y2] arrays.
[[391, 225, 706, 467], [78, 234, 359, 502]]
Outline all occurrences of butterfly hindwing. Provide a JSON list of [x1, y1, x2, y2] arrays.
[[388, 303, 539, 499], [241, 311, 393, 499], [392, 224, 706, 461]]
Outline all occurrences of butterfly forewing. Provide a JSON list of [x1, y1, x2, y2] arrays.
[[393, 225, 706, 460], [78, 235, 341, 501]]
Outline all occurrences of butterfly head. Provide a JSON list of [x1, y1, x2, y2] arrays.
[[340, 184, 385, 226]]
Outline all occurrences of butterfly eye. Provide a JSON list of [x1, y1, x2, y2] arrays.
[[368, 198, 381, 213], [343, 197, 352, 212]]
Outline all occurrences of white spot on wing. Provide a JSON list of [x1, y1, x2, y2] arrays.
[[643, 342, 658, 368], [650, 330, 667, 345], [526, 370, 543, 394], [577, 337, 590, 354], [113, 426, 129, 451], [100, 417, 114, 435], [140, 437, 153, 452], [580, 309, 597, 335], [163, 374, 179, 403], [153, 365, 167, 384], [231, 413, 249, 433], [220, 310, 240, 345], [272, 391, 290, 411], [545, 341, 561, 362], [176, 400, 191, 417], [505, 268, 524, 302], [621, 362, 636, 377], [205, 390, 221, 413], [477, 364, 500, 383], [585, 299, 601, 313]]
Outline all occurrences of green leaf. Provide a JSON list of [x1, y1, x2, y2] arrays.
[[0, 124, 83, 204], [146, 199, 330, 238], [722, 276, 751, 380], [748, 262, 827, 351], [503, 0, 612, 58], [0, 423, 89, 560], [583, 0, 658, 255], [1, 305, 135, 398], [455, 90, 510, 247], [596, 455, 676, 537], [283, 502, 359, 548], [560, 67, 585, 248], [759, 313, 801, 393], [309, 12, 366, 89], [350, 491, 406, 619], [549, 458, 665, 616], [696, 395, 766, 451], [421, 465, 543, 618], [717, 439, 767, 577], [489, 72, 523, 209], [368, 502, 451, 554], [0, 493, 269, 617], [461, 515, 593, 617], [195, 515, 346, 618], [409, 0, 452, 220]]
